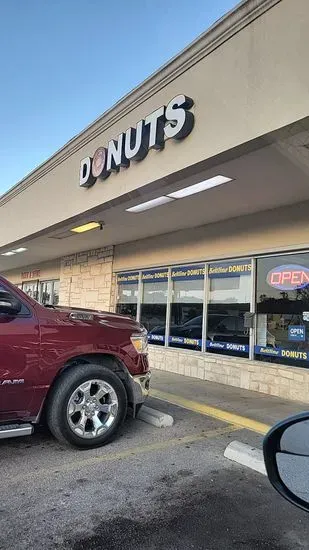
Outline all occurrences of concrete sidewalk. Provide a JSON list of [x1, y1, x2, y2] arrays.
[[150, 369, 308, 428]]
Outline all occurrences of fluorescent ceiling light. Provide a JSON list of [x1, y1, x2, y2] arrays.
[[167, 175, 232, 199], [71, 222, 101, 233], [1, 247, 27, 256], [12, 247, 27, 253], [126, 196, 174, 213]]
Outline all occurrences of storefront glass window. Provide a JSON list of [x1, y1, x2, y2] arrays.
[[39, 280, 60, 305], [206, 260, 252, 357], [22, 280, 39, 301], [255, 253, 309, 367], [169, 264, 205, 350], [53, 280, 60, 305], [116, 272, 139, 318], [140, 269, 168, 345]]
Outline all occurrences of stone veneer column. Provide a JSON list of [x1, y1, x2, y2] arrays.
[[59, 246, 114, 311]]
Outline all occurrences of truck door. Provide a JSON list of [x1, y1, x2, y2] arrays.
[[0, 282, 40, 421]]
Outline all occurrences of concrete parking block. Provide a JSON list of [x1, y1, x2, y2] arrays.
[[224, 440, 266, 475], [137, 405, 174, 428]]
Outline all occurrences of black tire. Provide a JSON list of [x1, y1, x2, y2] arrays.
[[46, 363, 127, 449]]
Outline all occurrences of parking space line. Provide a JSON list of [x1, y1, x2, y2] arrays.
[[151, 389, 270, 435], [9, 425, 240, 485]]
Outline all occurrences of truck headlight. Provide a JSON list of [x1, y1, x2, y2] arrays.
[[130, 333, 148, 354]]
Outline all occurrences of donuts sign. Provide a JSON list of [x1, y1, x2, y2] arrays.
[[79, 95, 194, 188]]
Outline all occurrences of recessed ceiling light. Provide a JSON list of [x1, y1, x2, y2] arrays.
[[12, 247, 27, 253], [167, 175, 233, 199], [71, 222, 101, 233], [1, 251, 16, 256], [126, 196, 174, 213]]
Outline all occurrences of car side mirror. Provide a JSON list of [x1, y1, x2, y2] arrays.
[[0, 290, 22, 316], [263, 412, 309, 512]]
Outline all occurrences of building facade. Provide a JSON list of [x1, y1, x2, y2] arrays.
[[2, 0, 309, 402]]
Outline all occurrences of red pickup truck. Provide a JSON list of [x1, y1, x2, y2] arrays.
[[0, 276, 150, 448]]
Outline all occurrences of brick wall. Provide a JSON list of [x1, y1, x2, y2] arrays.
[[59, 246, 114, 311], [149, 346, 309, 403]]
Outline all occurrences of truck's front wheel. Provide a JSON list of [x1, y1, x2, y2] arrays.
[[46, 364, 127, 448]]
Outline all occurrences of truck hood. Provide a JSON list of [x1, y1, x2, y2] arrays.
[[47, 304, 122, 316], [45, 304, 144, 331]]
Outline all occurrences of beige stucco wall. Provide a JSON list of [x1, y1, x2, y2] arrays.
[[114, 201, 309, 271], [3, 259, 61, 285], [1, 0, 309, 247]]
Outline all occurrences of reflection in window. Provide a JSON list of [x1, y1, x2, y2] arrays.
[[206, 260, 251, 357], [53, 280, 59, 305], [116, 272, 139, 319], [22, 281, 39, 301], [140, 269, 168, 346], [116, 283, 138, 318], [169, 265, 204, 350], [255, 254, 309, 367], [39, 280, 60, 306]]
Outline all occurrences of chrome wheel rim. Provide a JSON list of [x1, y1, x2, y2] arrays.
[[67, 379, 119, 439]]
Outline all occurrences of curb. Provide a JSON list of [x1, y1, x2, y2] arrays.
[[151, 389, 270, 435], [224, 441, 266, 475], [137, 406, 174, 428]]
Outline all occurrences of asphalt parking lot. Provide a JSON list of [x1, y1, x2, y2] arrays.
[[1, 397, 309, 550]]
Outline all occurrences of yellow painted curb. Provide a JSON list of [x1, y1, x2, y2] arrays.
[[151, 389, 270, 435]]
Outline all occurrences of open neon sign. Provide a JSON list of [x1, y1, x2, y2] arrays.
[[267, 264, 309, 291]]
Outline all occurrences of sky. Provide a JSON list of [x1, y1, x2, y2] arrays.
[[0, 0, 238, 196]]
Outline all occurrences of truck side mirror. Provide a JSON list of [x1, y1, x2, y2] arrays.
[[0, 291, 22, 315], [263, 412, 309, 512]]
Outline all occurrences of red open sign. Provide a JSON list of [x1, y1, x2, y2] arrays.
[[267, 264, 309, 291]]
